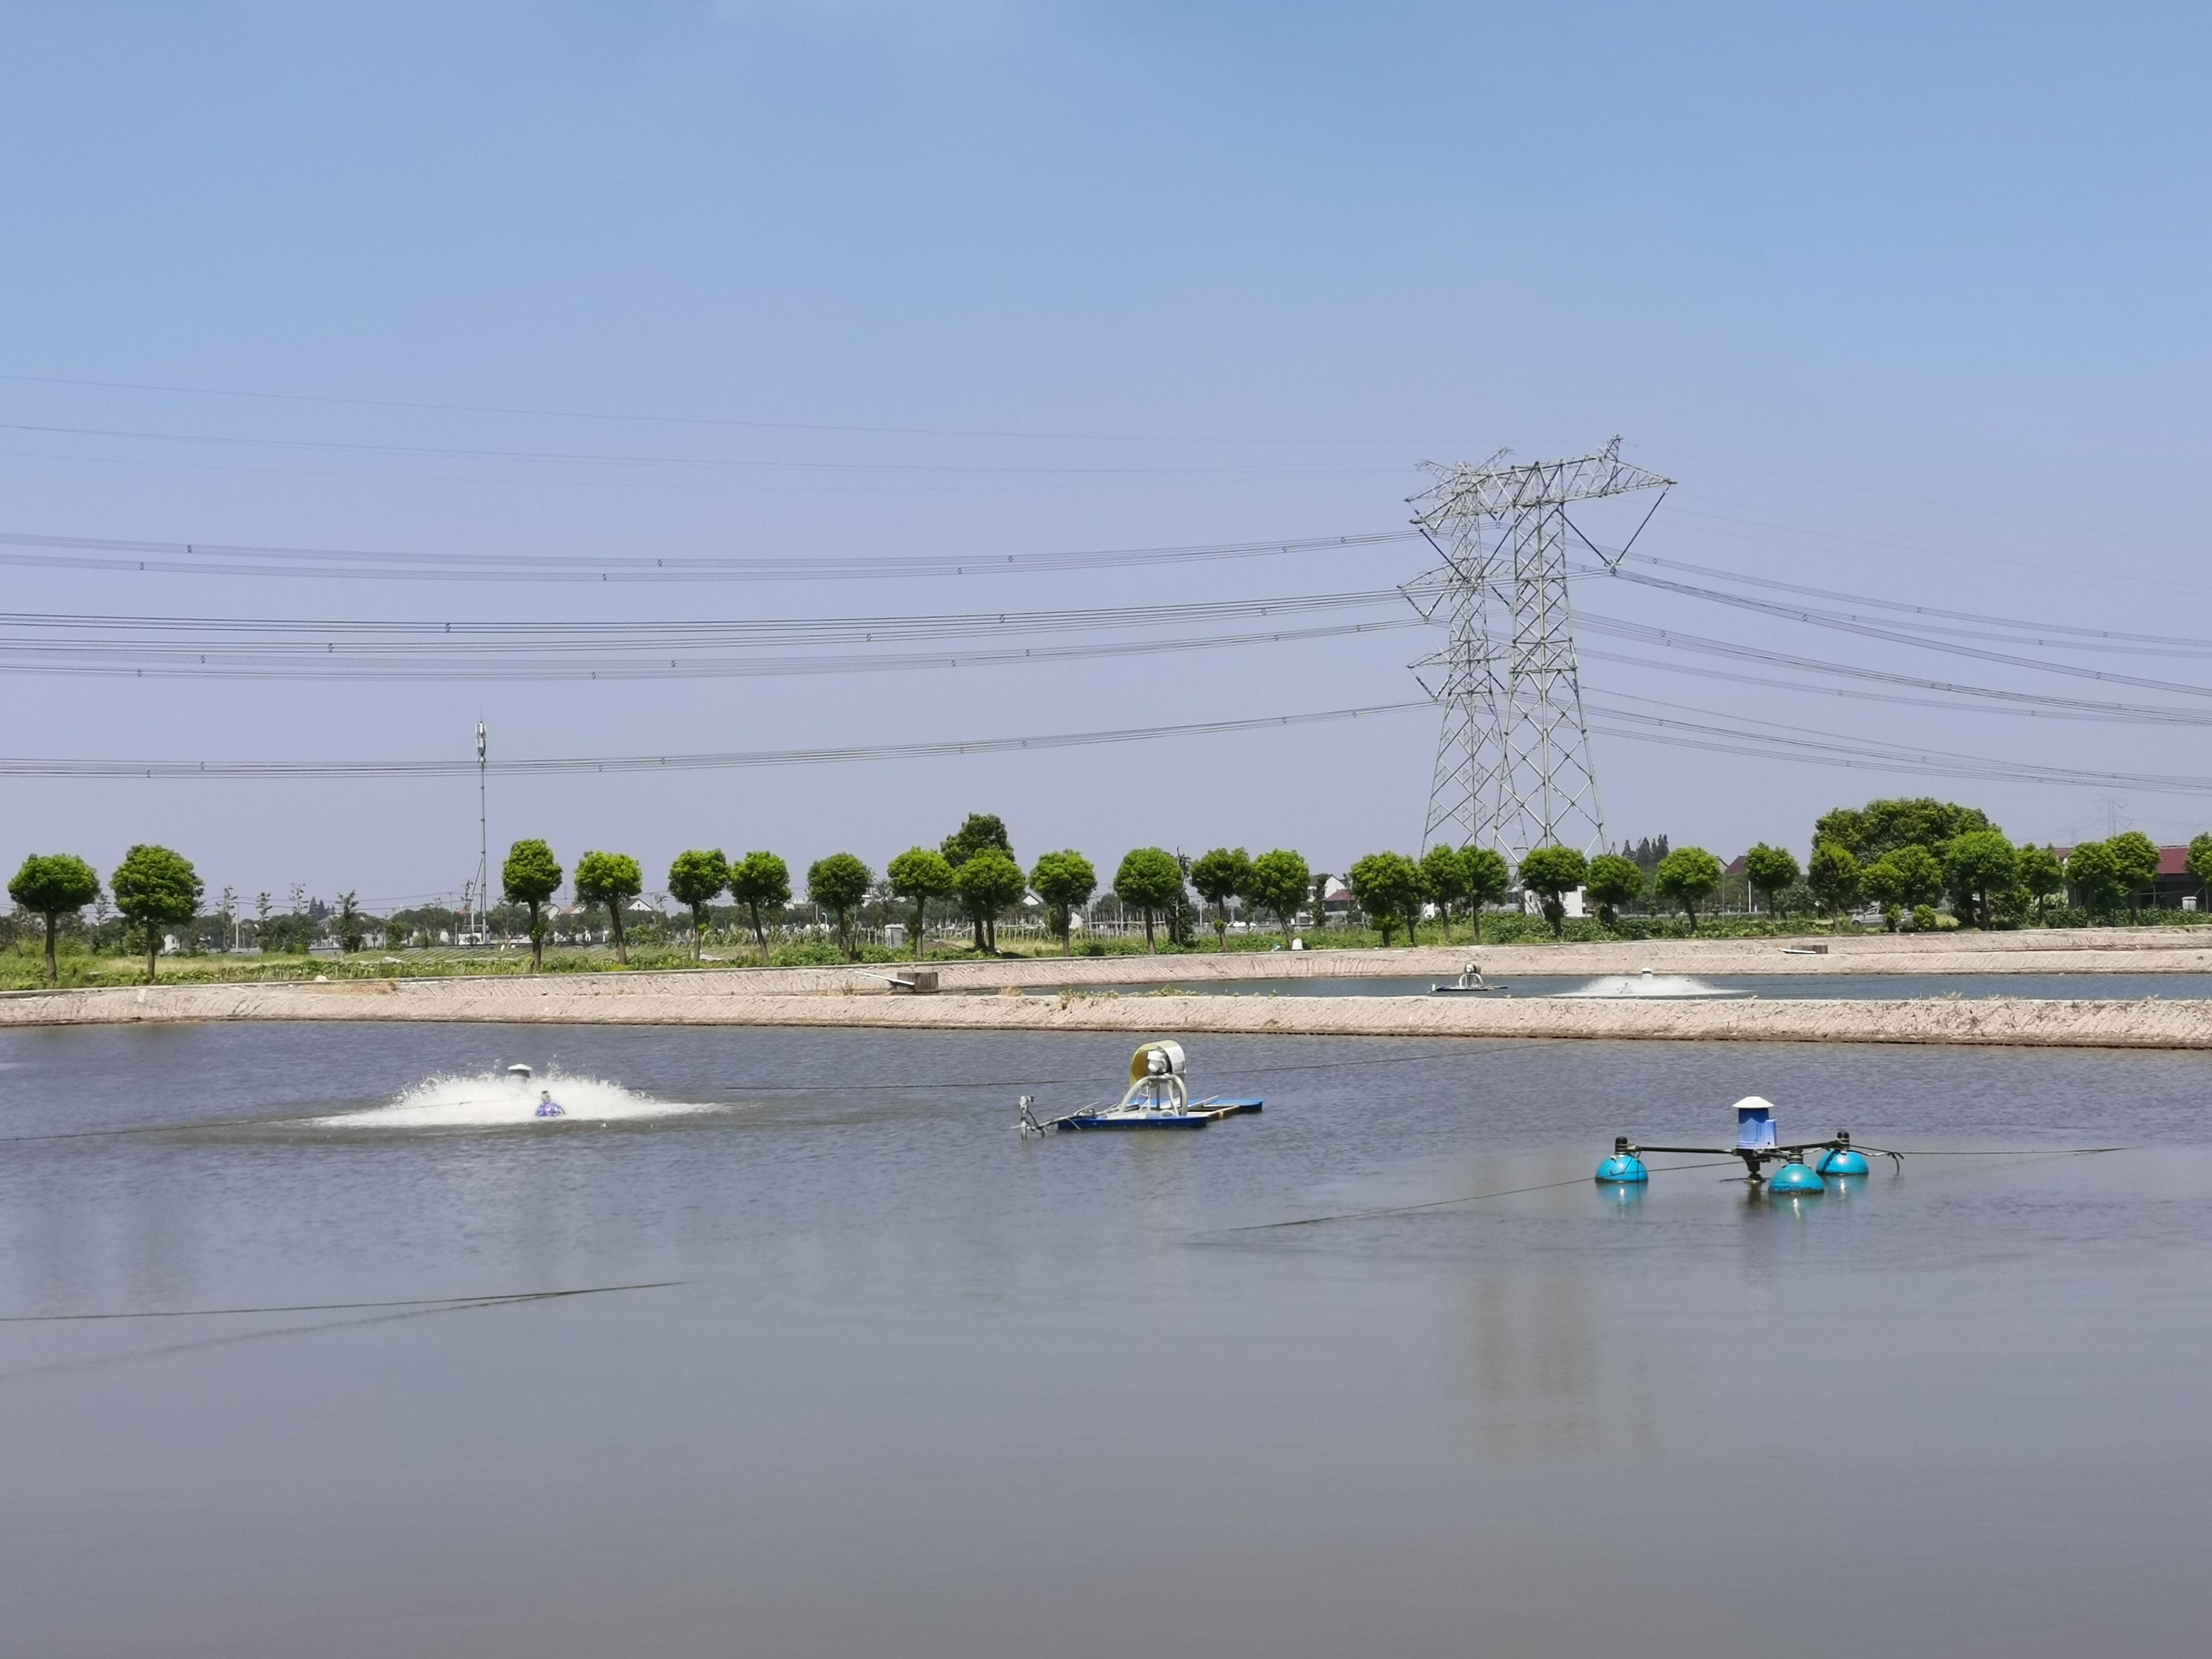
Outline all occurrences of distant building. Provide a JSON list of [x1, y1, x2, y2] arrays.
[[2056, 845, 2204, 910]]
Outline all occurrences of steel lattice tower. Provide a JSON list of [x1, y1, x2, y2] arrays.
[[1406, 438, 1671, 865]]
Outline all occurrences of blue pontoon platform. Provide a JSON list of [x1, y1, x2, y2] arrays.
[[1018, 1042, 1264, 1134]]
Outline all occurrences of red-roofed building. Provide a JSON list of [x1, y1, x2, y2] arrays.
[[2056, 845, 2205, 910]]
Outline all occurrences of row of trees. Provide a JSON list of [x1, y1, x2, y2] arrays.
[[1784, 797, 2208, 930], [9, 846, 203, 985], [25, 798, 2202, 988], [1332, 842, 1733, 944]]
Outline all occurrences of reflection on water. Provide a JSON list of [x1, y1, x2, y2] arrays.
[[1, 1023, 2208, 1658], [1460, 1265, 1622, 1458]]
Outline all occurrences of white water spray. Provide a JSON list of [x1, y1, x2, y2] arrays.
[[315, 1065, 711, 1130]]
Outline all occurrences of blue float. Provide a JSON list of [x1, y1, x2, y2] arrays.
[[1595, 1137, 1649, 1183], [1815, 1145, 1870, 1176], [1767, 1159, 1825, 1196]]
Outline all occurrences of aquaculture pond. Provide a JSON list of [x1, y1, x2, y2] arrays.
[[2, 1022, 2205, 1658]]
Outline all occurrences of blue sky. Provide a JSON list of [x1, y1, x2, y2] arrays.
[[4, 2, 2208, 908]]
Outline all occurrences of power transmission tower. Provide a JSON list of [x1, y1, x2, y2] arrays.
[[1406, 438, 1670, 865]]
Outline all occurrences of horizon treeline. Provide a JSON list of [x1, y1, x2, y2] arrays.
[[11, 796, 2211, 985]]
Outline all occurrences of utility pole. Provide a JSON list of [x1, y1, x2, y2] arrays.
[[1406, 438, 1670, 869], [474, 720, 489, 945]]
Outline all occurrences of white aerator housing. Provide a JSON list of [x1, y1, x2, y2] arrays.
[[1734, 1095, 1778, 1151]]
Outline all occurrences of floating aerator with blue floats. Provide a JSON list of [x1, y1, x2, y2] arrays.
[[1018, 1041, 1264, 1134], [1597, 1095, 1901, 1195]]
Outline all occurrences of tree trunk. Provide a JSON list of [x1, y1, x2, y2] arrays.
[[913, 899, 927, 960], [1472, 907, 1483, 944], [609, 902, 628, 965], [971, 912, 986, 951], [987, 918, 997, 952], [691, 905, 705, 960], [1280, 911, 1293, 948], [1143, 909, 1156, 953], [529, 902, 544, 971], [43, 913, 58, 986], [748, 900, 765, 946], [144, 931, 158, 984]]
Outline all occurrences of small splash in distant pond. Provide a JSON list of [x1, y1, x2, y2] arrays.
[[313, 1068, 712, 1130]]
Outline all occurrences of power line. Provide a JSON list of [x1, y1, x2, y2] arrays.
[[0, 526, 1421, 584], [1581, 647, 2212, 728], [1620, 549, 2212, 649], [1580, 575, 2212, 701], [0, 699, 1432, 779], [0, 588, 1409, 651], [0, 615, 1423, 682], [1588, 703, 2212, 796], [1595, 557, 2212, 659]]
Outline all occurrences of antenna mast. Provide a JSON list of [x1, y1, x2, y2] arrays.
[[474, 720, 488, 943]]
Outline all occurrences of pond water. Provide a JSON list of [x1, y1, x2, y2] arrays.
[[2, 1022, 2207, 1657], [1029, 971, 2212, 999]]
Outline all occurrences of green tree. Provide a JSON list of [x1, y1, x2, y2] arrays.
[[1806, 840, 1862, 919], [1165, 851, 1199, 948], [1307, 871, 1332, 933], [574, 850, 644, 965], [886, 847, 956, 959], [667, 848, 729, 959], [1583, 853, 1646, 931], [949, 847, 1024, 953], [1188, 847, 1252, 949], [1418, 846, 1472, 943], [1346, 852, 1424, 947], [1860, 856, 1906, 931], [1461, 847, 1510, 942], [2187, 834, 2212, 910], [940, 813, 1014, 950], [2065, 840, 2123, 919], [2106, 830, 2161, 912], [110, 843, 203, 984], [1742, 843, 1801, 916], [336, 891, 366, 954], [1113, 846, 1185, 953], [1654, 845, 1723, 931], [1943, 829, 2018, 929], [8, 853, 100, 986], [501, 839, 563, 970], [1030, 850, 1098, 954], [2015, 845, 2065, 922], [1244, 848, 1312, 947], [1516, 845, 1589, 940], [806, 853, 873, 959], [1886, 844, 1946, 913], [1813, 798, 1996, 863], [728, 851, 791, 945]]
